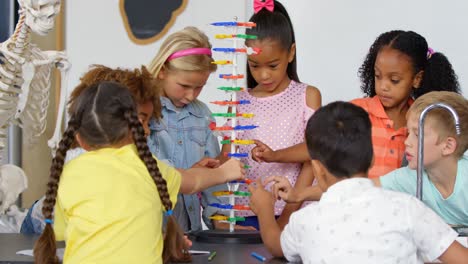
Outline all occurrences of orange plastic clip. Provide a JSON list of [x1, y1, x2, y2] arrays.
[[233, 205, 250, 210], [237, 22, 256, 27], [222, 74, 244, 80]]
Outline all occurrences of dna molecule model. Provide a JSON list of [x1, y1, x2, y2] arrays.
[[207, 19, 260, 233]]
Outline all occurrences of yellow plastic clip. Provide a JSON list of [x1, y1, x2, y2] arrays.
[[212, 60, 233, 65], [209, 215, 228, 221], [240, 113, 254, 118], [215, 34, 234, 39], [232, 139, 255, 145]]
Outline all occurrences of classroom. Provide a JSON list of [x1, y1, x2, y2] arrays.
[[0, 0, 467, 263]]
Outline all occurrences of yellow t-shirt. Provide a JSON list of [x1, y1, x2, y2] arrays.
[[54, 144, 181, 264]]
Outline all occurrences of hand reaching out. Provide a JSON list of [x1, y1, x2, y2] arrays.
[[265, 176, 323, 203], [192, 157, 220, 169], [184, 235, 192, 248], [219, 158, 246, 182], [264, 176, 299, 203], [251, 140, 275, 163], [213, 220, 257, 231], [248, 178, 275, 216]]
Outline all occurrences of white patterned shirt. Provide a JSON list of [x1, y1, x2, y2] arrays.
[[280, 178, 458, 263]]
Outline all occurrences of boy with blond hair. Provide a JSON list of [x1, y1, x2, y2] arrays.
[[374, 91, 468, 226]]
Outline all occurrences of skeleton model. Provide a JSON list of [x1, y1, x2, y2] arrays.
[[0, 0, 70, 220], [0, 0, 70, 150]]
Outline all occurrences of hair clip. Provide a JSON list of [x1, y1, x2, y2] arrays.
[[45, 218, 53, 224], [254, 0, 274, 14], [165, 209, 173, 216], [427, 47, 435, 59]]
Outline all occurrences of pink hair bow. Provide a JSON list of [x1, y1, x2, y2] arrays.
[[254, 0, 274, 13]]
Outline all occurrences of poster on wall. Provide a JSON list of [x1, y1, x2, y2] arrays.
[[120, 0, 188, 45]]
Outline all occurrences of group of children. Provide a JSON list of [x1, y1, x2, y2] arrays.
[[20, 0, 467, 263]]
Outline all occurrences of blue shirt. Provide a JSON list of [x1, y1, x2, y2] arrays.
[[148, 97, 225, 232], [380, 157, 468, 225]]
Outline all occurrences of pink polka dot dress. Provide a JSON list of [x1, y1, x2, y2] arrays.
[[235, 80, 314, 216]]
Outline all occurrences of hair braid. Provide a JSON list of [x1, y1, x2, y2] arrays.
[[124, 110, 190, 263], [125, 110, 172, 210], [33, 115, 81, 264]]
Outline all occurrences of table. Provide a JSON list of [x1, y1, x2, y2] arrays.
[[0, 234, 65, 264], [188, 239, 286, 263], [0, 234, 286, 263], [1, 233, 466, 263]]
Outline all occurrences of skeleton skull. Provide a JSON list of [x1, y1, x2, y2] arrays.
[[18, 0, 61, 36]]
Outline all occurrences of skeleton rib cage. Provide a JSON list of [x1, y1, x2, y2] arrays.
[[2, 0, 70, 156], [0, 13, 53, 160]]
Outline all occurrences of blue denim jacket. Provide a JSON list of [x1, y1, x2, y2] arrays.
[[148, 97, 225, 232]]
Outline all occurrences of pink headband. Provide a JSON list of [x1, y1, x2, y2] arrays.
[[166, 48, 212, 62]]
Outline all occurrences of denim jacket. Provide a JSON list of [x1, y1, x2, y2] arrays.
[[148, 97, 225, 232]]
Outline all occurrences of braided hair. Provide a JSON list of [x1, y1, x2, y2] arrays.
[[33, 82, 190, 263], [359, 30, 460, 98], [125, 103, 190, 263], [33, 115, 81, 264]]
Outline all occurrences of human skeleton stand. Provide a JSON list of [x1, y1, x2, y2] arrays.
[[0, 0, 69, 229]]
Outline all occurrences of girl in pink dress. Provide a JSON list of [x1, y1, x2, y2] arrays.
[[220, 0, 321, 230]]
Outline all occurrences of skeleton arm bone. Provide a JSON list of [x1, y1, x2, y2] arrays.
[[31, 51, 69, 69], [43, 51, 70, 155]]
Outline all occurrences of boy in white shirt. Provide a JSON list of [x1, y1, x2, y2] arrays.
[[249, 101, 468, 263]]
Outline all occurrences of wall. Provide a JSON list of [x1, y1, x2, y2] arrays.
[[65, 0, 250, 116], [281, 0, 468, 103], [21, 28, 61, 207], [66, 0, 467, 108]]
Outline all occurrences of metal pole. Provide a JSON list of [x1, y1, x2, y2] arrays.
[[6, 0, 22, 167], [416, 103, 461, 200], [4, 0, 24, 207]]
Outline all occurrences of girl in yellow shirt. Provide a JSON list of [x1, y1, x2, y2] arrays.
[[33, 82, 245, 264]]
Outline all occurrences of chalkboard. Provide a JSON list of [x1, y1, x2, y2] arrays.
[[119, 0, 187, 45]]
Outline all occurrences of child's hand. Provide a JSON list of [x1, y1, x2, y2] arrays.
[[219, 158, 246, 182], [213, 221, 257, 231], [192, 157, 220, 169], [251, 140, 275, 162], [184, 235, 192, 248], [248, 178, 275, 216], [264, 176, 300, 203], [234, 224, 257, 231]]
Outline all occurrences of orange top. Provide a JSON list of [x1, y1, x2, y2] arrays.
[[351, 96, 412, 178]]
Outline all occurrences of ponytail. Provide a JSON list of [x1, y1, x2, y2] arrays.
[[414, 52, 460, 98]]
